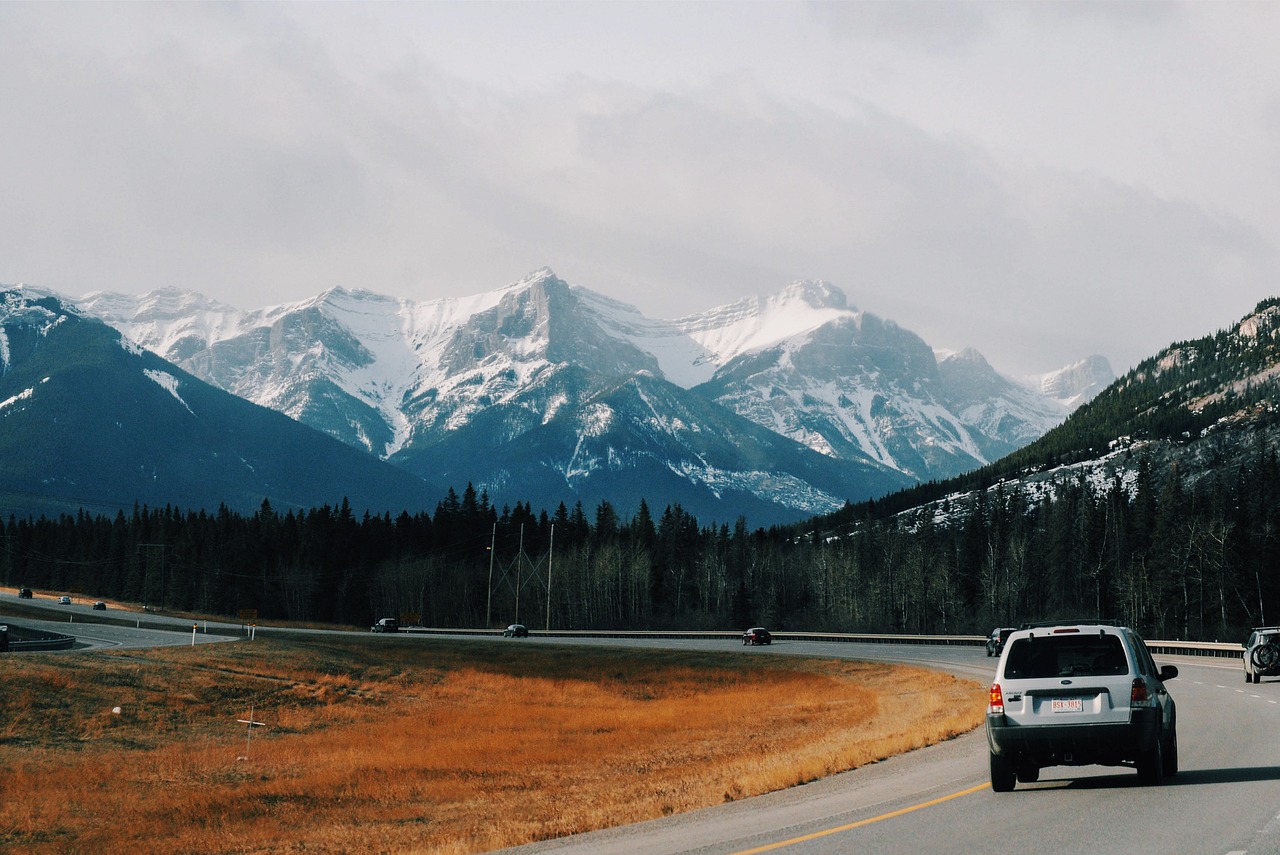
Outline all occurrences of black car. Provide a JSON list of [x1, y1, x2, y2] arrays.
[[503, 624, 529, 637], [742, 627, 772, 645], [986, 627, 1016, 657], [18, 587, 32, 599]]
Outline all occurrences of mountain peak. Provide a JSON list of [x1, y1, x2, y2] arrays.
[[1038, 355, 1114, 408], [776, 280, 849, 312]]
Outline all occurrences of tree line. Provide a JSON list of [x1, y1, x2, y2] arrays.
[[4, 429, 1280, 643]]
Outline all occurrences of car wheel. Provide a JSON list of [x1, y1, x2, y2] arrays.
[[989, 752, 1016, 792], [1137, 733, 1165, 785], [1162, 726, 1178, 777]]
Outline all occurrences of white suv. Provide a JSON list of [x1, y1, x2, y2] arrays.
[[1243, 627, 1280, 683], [986, 622, 1178, 790]]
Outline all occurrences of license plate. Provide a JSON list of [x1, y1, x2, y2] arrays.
[[1051, 698, 1083, 713]]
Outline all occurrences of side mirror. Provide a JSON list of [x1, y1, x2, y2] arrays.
[[1159, 664, 1179, 682]]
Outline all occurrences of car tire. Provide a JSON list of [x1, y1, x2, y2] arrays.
[[1163, 726, 1178, 777], [1137, 733, 1165, 785], [990, 752, 1016, 792]]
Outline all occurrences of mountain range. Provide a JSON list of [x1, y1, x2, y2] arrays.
[[834, 296, 1280, 541], [4, 270, 1111, 524], [0, 291, 436, 519]]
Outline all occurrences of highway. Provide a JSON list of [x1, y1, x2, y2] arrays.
[[6, 594, 1280, 854], [0, 591, 245, 649], [494, 638, 1280, 855]]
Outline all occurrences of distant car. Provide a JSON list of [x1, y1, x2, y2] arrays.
[[742, 627, 772, 645], [58, 596, 71, 605], [18, 587, 32, 599], [503, 624, 529, 638], [371, 618, 399, 633], [986, 627, 1016, 657], [92, 601, 106, 611], [1243, 626, 1280, 683]]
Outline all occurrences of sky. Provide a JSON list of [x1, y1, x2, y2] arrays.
[[2, 1, 1279, 379]]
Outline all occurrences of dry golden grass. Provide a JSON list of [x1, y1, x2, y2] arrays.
[[0, 635, 984, 854]]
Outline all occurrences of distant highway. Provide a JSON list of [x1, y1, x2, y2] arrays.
[[0, 590, 244, 648]]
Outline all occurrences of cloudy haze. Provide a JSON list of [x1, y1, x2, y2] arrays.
[[2, 1, 1278, 377]]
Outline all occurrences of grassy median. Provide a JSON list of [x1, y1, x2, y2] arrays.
[[0, 634, 985, 854]]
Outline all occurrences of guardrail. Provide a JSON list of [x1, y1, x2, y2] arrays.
[[401, 627, 1245, 659], [0, 623, 76, 652], [1147, 640, 1242, 659]]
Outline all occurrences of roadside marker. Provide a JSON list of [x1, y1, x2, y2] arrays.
[[236, 704, 267, 760]]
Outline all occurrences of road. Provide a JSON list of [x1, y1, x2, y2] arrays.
[[6, 597, 1280, 854], [492, 638, 1280, 855], [0, 591, 244, 649]]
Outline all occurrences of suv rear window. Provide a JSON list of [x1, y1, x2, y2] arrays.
[[1003, 634, 1128, 679]]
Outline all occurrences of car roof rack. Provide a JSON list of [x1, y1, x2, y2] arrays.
[[1018, 619, 1119, 630]]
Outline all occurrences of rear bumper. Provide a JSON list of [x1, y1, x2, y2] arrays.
[[986, 709, 1161, 766]]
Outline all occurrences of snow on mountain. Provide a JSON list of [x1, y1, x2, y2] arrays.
[[0, 288, 436, 520], [1035, 355, 1115, 409], [69, 268, 1105, 520], [578, 279, 852, 388]]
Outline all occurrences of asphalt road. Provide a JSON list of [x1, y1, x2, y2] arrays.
[[490, 639, 1280, 855], [0, 591, 245, 648], [6, 597, 1279, 854]]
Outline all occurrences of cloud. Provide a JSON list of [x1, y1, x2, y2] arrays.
[[0, 1, 1277, 380]]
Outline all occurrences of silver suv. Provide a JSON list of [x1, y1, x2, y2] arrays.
[[986, 622, 1178, 790], [1243, 627, 1280, 683]]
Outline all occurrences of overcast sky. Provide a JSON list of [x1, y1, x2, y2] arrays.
[[3, 2, 1278, 378]]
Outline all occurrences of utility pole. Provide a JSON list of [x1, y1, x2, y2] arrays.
[[485, 524, 496, 628], [546, 523, 554, 631], [138, 543, 165, 611]]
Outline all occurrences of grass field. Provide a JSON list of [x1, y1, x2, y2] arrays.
[[0, 633, 985, 854]]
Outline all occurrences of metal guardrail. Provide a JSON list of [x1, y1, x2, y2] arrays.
[[403, 627, 1245, 659], [1147, 640, 1242, 659], [0, 623, 76, 652]]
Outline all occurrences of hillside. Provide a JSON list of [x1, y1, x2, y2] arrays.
[[0, 290, 438, 519]]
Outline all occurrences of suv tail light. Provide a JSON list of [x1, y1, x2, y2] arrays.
[[1131, 677, 1152, 707], [989, 683, 1005, 715]]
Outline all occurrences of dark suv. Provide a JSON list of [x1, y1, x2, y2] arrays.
[[986, 627, 1016, 657], [986, 622, 1178, 790]]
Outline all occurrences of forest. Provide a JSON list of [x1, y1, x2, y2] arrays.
[[4, 428, 1279, 644]]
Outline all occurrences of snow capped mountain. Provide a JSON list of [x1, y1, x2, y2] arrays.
[[0, 289, 436, 520], [1035, 355, 1115, 409], [73, 269, 1107, 523]]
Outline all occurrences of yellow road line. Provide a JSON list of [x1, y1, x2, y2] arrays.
[[730, 783, 989, 855]]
